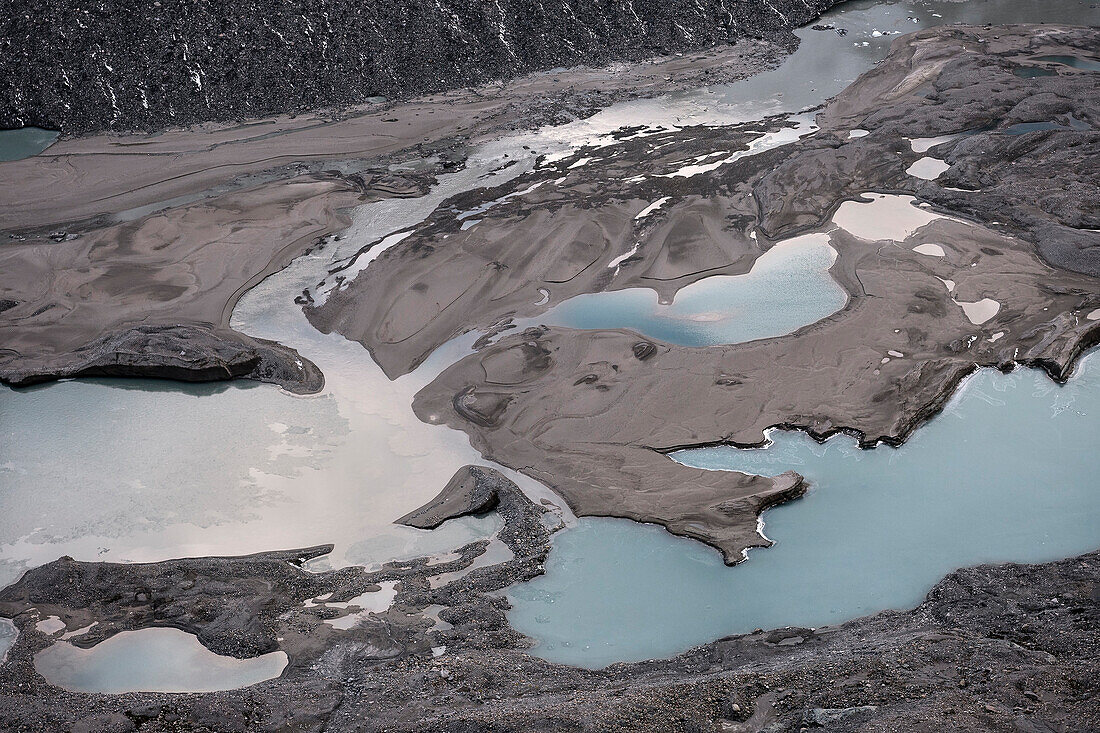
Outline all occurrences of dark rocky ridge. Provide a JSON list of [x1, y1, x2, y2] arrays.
[[397, 465, 510, 530], [0, 324, 325, 394], [1, 0, 839, 135]]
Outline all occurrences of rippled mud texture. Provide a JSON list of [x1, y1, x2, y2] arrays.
[[405, 25, 1100, 561], [1, 0, 840, 134], [308, 114, 825, 379], [0, 473, 1096, 731], [1, 35, 807, 394], [0, 171, 435, 392]]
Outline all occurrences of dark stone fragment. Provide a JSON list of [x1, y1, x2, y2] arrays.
[[633, 341, 657, 360]]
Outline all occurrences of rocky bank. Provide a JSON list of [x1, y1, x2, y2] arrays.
[[0, 469, 1096, 732], [1, 0, 839, 135]]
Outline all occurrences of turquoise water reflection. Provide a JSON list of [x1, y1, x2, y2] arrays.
[[0, 127, 58, 162], [537, 235, 846, 346], [1033, 54, 1100, 71], [508, 352, 1100, 667]]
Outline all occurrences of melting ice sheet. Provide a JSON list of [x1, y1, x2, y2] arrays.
[[34, 627, 287, 693], [508, 352, 1100, 668]]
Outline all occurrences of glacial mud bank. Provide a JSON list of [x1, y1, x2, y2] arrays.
[[507, 351, 1100, 666], [0, 169, 444, 392], [1, 35, 813, 394], [399, 25, 1100, 561]]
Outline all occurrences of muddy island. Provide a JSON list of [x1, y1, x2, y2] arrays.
[[385, 25, 1100, 560]]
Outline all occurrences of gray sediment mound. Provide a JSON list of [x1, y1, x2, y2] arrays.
[[0, 324, 324, 394], [0, 170, 435, 393], [315, 24, 1100, 377], [1, 0, 840, 135], [398, 466, 509, 530], [0, 470, 1095, 731]]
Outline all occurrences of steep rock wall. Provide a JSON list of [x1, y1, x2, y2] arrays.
[[0, 0, 839, 134]]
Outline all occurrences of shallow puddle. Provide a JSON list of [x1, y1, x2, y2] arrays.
[[1013, 66, 1058, 78], [33, 627, 287, 693], [529, 233, 845, 347], [0, 127, 59, 162], [831, 192, 943, 242], [508, 352, 1100, 667], [1032, 54, 1100, 71], [1002, 118, 1090, 135]]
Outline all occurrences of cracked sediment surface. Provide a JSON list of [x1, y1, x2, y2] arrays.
[[349, 24, 1100, 561], [0, 473, 1096, 731]]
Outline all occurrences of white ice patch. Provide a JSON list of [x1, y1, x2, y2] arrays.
[[848, 129, 870, 139], [318, 230, 413, 303], [635, 197, 671, 220], [912, 243, 946, 257], [659, 113, 817, 178], [607, 243, 641, 271], [956, 298, 1001, 325], [457, 180, 546, 221], [906, 157, 950, 180], [909, 134, 959, 154]]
